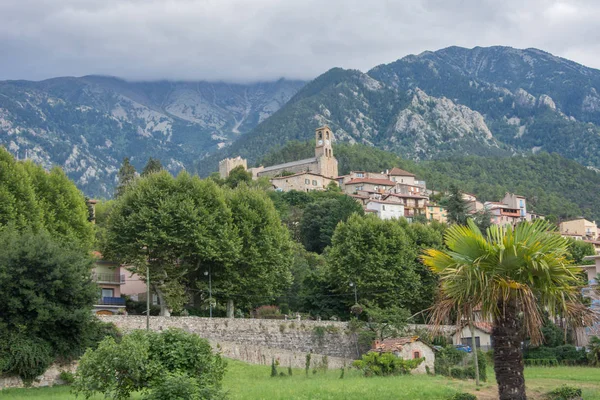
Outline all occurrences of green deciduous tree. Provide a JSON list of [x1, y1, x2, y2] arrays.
[[1, 148, 93, 249], [422, 220, 594, 400], [73, 329, 225, 400], [23, 162, 94, 249], [326, 214, 421, 312], [0, 147, 41, 230], [299, 195, 364, 253], [566, 238, 595, 265], [104, 171, 238, 315], [115, 157, 137, 198], [221, 185, 294, 316], [0, 228, 106, 380], [225, 165, 253, 188], [141, 157, 163, 176]]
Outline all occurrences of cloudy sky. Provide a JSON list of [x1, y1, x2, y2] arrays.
[[1, 0, 599, 82]]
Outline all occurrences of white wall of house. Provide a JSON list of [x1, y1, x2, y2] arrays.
[[453, 327, 492, 350], [395, 341, 435, 374], [366, 201, 404, 220]]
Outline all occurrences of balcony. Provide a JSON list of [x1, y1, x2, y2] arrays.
[[93, 272, 125, 284], [97, 297, 126, 306], [499, 209, 520, 217]]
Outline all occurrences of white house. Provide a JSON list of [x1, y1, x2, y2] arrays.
[[365, 199, 405, 220], [452, 322, 493, 351], [372, 337, 435, 374]]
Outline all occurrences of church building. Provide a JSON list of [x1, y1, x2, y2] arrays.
[[218, 126, 339, 192]]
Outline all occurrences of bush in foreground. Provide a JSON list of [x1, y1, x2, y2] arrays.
[[0, 228, 118, 382], [547, 385, 583, 400], [352, 352, 423, 377], [73, 328, 225, 400]]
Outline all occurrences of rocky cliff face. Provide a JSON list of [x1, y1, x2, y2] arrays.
[[0, 76, 304, 196]]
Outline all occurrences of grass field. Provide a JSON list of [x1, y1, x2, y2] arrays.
[[2, 361, 600, 399]]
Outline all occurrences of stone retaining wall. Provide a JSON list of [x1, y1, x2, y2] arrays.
[[101, 316, 360, 359], [0, 362, 77, 390]]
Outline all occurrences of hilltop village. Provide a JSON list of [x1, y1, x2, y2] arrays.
[[220, 126, 600, 236]]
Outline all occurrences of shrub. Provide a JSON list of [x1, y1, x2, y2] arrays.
[[305, 353, 311, 376], [0, 334, 53, 383], [271, 358, 278, 377], [143, 372, 209, 400], [476, 350, 487, 382], [547, 385, 583, 400], [587, 336, 600, 366], [434, 345, 465, 376], [352, 352, 423, 377], [448, 393, 477, 400], [59, 370, 75, 385], [72, 328, 226, 400]]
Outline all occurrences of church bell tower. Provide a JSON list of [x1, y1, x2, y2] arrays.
[[315, 126, 333, 159], [314, 126, 338, 178]]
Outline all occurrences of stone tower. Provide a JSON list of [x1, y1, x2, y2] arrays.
[[315, 126, 338, 178]]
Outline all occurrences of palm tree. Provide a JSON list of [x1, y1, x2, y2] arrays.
[[422, 219, 594, 400]]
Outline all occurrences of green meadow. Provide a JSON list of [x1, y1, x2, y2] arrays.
[[2, 361, 600, 400]]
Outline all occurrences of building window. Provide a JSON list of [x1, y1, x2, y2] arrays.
[[357, 172, 364, 178], [382, 205, 386, 211], [305, 179, 310, 184], [312, 180, 317, 186], [101, 288, 114, 298], [413, 351, 421, 359]]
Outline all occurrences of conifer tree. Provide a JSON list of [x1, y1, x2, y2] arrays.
[[141, 157, 163, 176], [115, 157, 137, 198]]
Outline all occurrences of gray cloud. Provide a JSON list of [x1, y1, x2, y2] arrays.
[[1, 0, 599, 82]]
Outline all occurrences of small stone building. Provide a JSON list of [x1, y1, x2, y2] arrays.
[[372, 337, 435, 374]]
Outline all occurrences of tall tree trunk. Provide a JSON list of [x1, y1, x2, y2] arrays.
[[153, 284, 171, 317], [492, 301, 526, 400], [226, 299, 234, 318]]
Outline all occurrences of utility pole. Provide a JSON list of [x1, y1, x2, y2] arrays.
[[468, 309, 480, 386], [146, 265, 150, 331], [205, 266, 212, 318]]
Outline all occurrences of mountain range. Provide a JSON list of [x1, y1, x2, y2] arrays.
[[2, 46, 600, 197], [0, 76, 304, 196], [197, 46, 600, 175]]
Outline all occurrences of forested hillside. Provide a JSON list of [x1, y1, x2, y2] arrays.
[[257, 141, 600, 222]]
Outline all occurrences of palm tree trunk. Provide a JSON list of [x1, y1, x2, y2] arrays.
[[492, 301, 526, 400]]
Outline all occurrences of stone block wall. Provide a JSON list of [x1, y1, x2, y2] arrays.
[[101, 316, 359, 359], [0, 362, 77, 390]]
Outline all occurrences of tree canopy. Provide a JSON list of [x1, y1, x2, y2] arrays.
[[299, 194, 364, 253], [104, 171, 239, 315], [0, 227, 115, 381], [0, 147, 94, 248]]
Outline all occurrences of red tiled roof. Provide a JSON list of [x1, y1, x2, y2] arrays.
[[372, 336, 423, 352], [388, 167, 416, 177], [474, 322, 493, 333], [345, 178, 397, 186], [454, 322, 493, 334]]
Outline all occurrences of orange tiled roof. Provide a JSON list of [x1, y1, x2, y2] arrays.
[[372, 336, 420, 352], [388, 167, 416, 177]]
